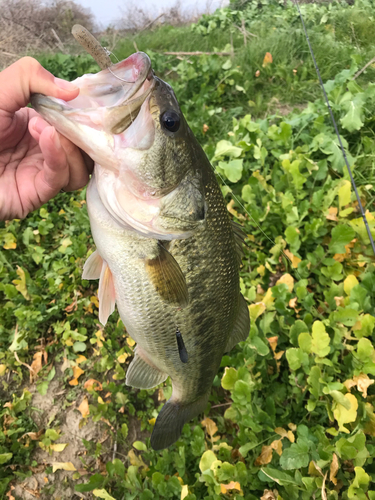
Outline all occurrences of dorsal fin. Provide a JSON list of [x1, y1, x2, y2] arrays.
[[145, 243, 189, 308], [225, 293, 250, 353], [231, 221, 246, 263]]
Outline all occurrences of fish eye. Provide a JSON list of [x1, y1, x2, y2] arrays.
[[161, 110, 180, 133]]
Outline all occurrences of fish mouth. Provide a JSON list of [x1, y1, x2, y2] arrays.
[[31, 52, 155, 168]]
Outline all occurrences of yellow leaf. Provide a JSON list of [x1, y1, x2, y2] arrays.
[[128, 449, 149, 470], [78, 397, 90, 418], [3, 232, 17, 249], [50, 443, 68, 452], [220, 481, 242, 494], [52, 462, 76, 473], [117, 353, 128, 364], [75, 355, 87, 365], [284, 249, 301, 269], [289, 297, 298, 309], [344, 275, 359, 295], [263, 288, 274, 307], [276, 273, 294, 293], [262, 52, 273, 67], [270, 439, 283, 456], [69, 366, 84, 386], [84, 379, 103, 391], [201, 417, 218, 437], [330, 453, 339, 485], [12, 266, 30, 300], [257, 265, 266, 277], [30, 352, 43, 381], [339, 180, 351, 209], [333, 393, 358, 433], [261, 489, 279, 500], [334, 296, 345, 307], [0, 364, 7, 376], [326, 207, 338, 221], [181, 485, 189, 500], [255, 445, 273, 466], [148, 418, 156, 426], [91, 296, 99, 308], [267, 336, 278, 352], [344, 373, 374, 398], [249, 302, 266, 322], [98, 396, 105, 404], [275, 427, 294, 442], [126, 336, 136, 347]]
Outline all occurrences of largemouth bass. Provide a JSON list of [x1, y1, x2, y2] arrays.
[[32, 50, 250, 450]]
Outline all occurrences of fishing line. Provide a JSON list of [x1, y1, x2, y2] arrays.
[[293, 0, 375, 256]]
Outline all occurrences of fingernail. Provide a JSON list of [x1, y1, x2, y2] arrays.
[[30, 117, 44, 134], [54, 77, 78, 92]]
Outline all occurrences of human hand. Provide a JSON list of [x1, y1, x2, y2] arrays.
[[0, 57, 94, 221]]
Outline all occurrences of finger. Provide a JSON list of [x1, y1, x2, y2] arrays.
[[34, 126, 70, 202], [58, 135, 92, 191], [29, 115, 51, 141], [0, 57, 79, 115]]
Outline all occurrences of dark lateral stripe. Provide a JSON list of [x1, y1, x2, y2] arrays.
[[176, 328, 188, 363]]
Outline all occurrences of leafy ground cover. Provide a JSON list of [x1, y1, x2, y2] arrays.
[[1, 1, 375, 499]]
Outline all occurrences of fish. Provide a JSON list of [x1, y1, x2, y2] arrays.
[[31, 42, 250, 450]]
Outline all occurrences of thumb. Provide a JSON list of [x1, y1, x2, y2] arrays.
[[0, 57, 79, 115]]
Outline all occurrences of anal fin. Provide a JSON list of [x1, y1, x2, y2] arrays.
[[145, 243, 188, 308], [225, 293, 250, 353], [126, 348, 168, 389]]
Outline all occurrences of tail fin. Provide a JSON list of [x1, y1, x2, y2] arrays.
[[150, 392, 210, 450]]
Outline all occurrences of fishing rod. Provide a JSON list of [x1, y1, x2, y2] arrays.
[[293, 0, 375, 257]]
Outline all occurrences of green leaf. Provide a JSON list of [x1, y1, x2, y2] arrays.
[[93, 489, 116, 500], [298, 332, 311, 353], [73, 341, 87, 353], [279, 441, 310, 470], [329, 225, 356, 254], [0, 453, 12, 464], [311, 321, 330, 357], [213, 140, 242, 159], [219, 159, 243, 182], [340, 94, 365, 132], [199, 450, 217, 472], [357, 338, 374, 362], [334, 308, 359, 327], [133, 441, 147, 451], [221, 367, 238, 391], [286, 348, 309, 371]]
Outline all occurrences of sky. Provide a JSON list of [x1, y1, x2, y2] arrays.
[[76, 0, 229, 29]]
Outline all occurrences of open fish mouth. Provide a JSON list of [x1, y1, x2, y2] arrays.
[[31, 52, 156, 170]]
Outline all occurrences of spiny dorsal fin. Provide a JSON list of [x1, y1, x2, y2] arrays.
[[126, 347, 168, 389], [145, 243, 189, 308], [82, 250, 103, 280], [225, 293, 250, 353]]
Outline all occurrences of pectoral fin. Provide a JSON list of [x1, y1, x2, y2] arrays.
[[82, 250, 103, 279], [126, 348, 168, 389], [145, 244, 188, 308], [98, 261, 116, 326], [225, 293, 250, 353]]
